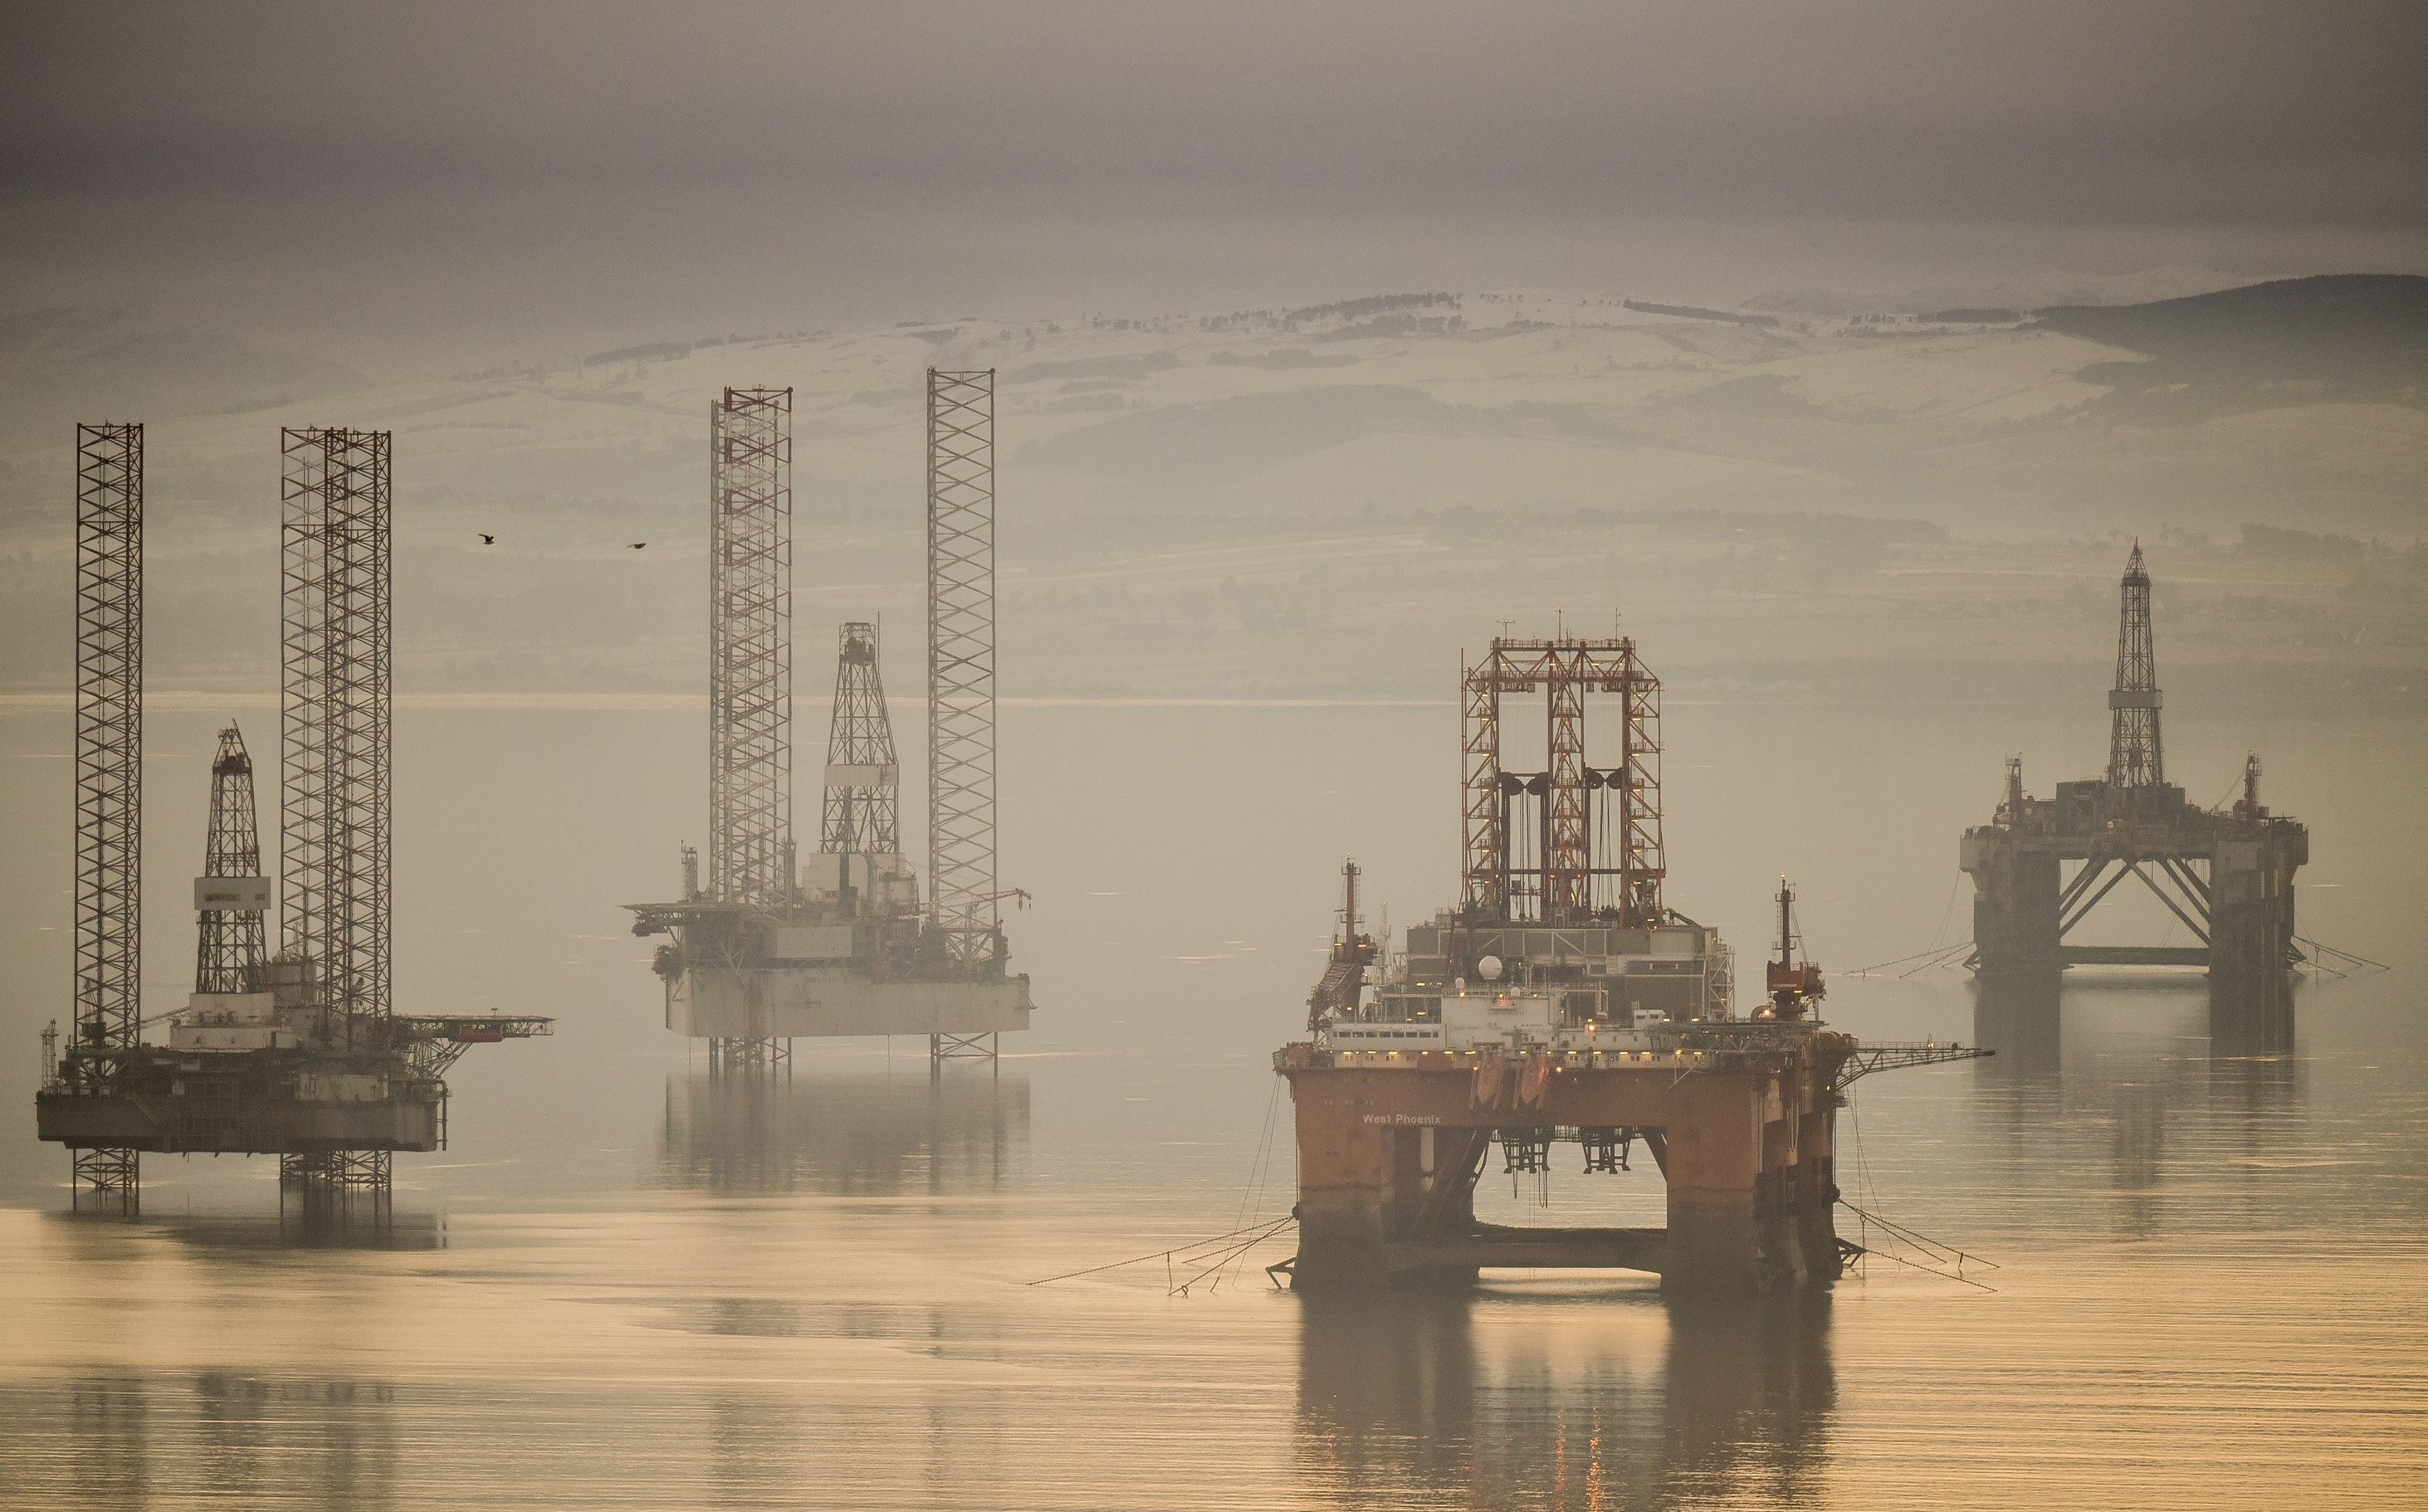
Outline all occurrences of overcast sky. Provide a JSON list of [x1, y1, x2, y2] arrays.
[[5, 2, 2424, 366]]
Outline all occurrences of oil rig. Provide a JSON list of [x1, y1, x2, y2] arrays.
[[35, 424, 550, 1213], [1276, 632, 1984, 1293], [1961, 545, 2307, 981], [628, 373, 1034, 1071]]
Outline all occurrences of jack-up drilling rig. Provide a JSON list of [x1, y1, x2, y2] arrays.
[[629, 375, 1034, 1070], [1276, 629, 1986, 1293], [36, 426, 550, 1212], [1961, 544, 2308, 980]]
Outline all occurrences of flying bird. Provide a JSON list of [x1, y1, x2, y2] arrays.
[[628, 542, 648, 550], [478, 533, 496, 545]]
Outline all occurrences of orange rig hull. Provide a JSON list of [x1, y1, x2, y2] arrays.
[[1276, 1032, 1854, 1292]]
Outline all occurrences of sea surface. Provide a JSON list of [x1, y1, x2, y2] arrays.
[[0, 698, 2421, 1510]]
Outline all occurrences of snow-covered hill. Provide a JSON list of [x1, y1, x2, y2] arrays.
[[0, 283, 2420, 701]]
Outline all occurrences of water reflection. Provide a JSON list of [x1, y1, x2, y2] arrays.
[[1971, 968, 2300, 1075], [39, 1204, 447, 1263], [163, 1210, 449, 1252], [1970, 969, 2067, 1080], [658, 1066, 1031, 1194], [1968, 969, 2306, 1240], [2208, 969, 2296, 1059], [7, 1372, 402, 1511], [1296, 1290, 1834, 1510]]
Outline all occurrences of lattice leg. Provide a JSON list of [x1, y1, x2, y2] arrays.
[[70, 1148, 139, 1215]]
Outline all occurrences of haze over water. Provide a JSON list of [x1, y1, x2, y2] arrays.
[[0, 696, 2421, 1510], [7, 4, 2428, 1507]]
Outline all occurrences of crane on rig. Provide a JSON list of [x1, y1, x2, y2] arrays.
[[1762, 877, 1825, 1022], [1306, 860, 1379, 1030]]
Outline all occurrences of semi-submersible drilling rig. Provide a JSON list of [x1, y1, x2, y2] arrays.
[[628, 375, 1034, 1072], [36, 424, 549, 1214], [1277, 632, 1984, 1293], [1961, 545, 2308, 984]]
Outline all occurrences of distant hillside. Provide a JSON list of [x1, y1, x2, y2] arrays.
[[2030, 275, 2428, 416], [0, 308, 370, 437]]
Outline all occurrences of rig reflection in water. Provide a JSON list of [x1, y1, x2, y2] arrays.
[[657, 1066, 1030, 1195], [1297, 1290, 1834, 1510]]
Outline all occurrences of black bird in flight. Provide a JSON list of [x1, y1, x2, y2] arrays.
[[628, 542, 648, 550], [478, 533, 496, 545]]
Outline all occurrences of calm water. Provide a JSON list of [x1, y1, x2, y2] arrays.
[[1, 699, 2422, 1510]]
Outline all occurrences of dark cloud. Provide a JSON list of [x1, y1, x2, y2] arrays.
[[8, 2, 2424, 218], [2, 2, 2422, 358]]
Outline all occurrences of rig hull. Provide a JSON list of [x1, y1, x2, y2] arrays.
[[37, 1078, 441, 1154], [1278, 1033, 1850, 1294], [665, 967, 1034, 1041]]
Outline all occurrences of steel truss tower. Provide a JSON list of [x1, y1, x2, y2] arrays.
[[709, 387, 794, 908], [927, 370, 998, 967], [2108, 543, 2163, 789], [281, 427, 393, 1053], [703, 388, 793, 1074], [1459, 636, 1665, 928], [820, 622, 900, 857], [195, 723, 266, 995], [70, 422, 143, 1208]]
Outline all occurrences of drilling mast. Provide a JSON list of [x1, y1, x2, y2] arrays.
[[68, 422, 143, 1208], [820, 621, 899, 859], [2108, 542, 2163, 790], [1458, 635, 1664, 927], [194, 723, 267, 996], [927, 368, 998, 966]]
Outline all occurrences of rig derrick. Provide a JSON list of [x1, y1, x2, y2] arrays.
[[1961, 546, 2308, 1002], [628, 376, 1034, 1069], [1278, 629, 1985, 1295], [36, 427, 549, 1213]]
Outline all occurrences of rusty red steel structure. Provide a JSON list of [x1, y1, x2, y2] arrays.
[[1458, 636, 1665, 927]]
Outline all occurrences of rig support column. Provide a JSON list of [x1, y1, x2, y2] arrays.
[[1961, 833, 2063, 973], [706, 388, 794, 1078], [708, 387, 794, 908], [927, 368, 999, 975], [68, 422, 144, 1212], [282, 427, 393, 1051], [282, 427, 395, 1196], [2209, 830, 2302, 982]]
